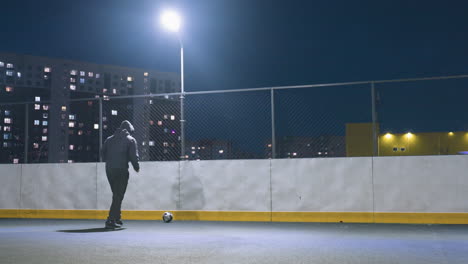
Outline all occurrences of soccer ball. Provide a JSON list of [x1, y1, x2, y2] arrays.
[[162, 212, 173, 223]]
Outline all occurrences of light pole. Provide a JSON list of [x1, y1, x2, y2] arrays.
[[160, 10, 186, 160]]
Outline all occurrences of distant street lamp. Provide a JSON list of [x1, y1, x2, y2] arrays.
[[160, 10, 186, 160]]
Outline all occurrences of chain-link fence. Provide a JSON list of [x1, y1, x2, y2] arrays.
[[1, 75, 468, 163]]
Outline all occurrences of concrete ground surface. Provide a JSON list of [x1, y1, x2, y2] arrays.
[[0, 219, 467, 264]]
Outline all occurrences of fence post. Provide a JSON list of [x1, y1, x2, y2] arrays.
[[270, 89, 276, 159], [24, 103, 29, 163], [99, 97, 103, 162], [371, 82, 378, 156]]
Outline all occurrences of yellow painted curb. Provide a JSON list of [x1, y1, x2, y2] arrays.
[[1, 210, 468, 224]]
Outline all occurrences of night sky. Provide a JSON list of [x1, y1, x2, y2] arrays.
[[2, 0, 468, 90], [2, 0, 468, 156]]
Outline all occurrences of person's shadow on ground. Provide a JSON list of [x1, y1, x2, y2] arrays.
[[57, 227, 125, 233]]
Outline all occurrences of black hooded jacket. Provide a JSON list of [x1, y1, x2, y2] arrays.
[[101, 121, 140, 171]]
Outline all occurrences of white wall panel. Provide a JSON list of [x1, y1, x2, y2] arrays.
[[96, 163, 111, 210], [123, 162, 179, 210], [271, 158, 373, 212], [180, 160, 271, 211], [373, 156, 468, 212], [97, 162, 179, 211], [21, 163, 97, 209], [0, 165, 21, 209]]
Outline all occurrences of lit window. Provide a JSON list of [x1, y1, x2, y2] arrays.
[[94, 124, 99, 129], [149, 120, 154, 125], [103, 88, 107, 93], [4, 110, 10, 116], [43, 113, 48, 119], [70, 84, 76, 90], [144, 72, 149, 76], [34, 104, 41, 110], [6, 63, 13, 68], [69, 145, 74, 150], [43, 105, 49, 111], [170, 115, 175, 120], [163, 115, 168, 120], [88, 72, 93, 77], [80, 71, 85, 76], [5, 86, 13, 92], [96, 73, 100, 78], [102, 116, 107, 121], [163, 142, 169, 147], [70, 78, 76, 83], [267, 144, 272, 148], [44, 67, 51, 72], [3, 133, 12, 140], [78, 130, 83, 135], [68, 160, 73, 163], [13, 159, 19, 164], [127, 76, 133, 82], [4, 126, 11, 132], [35, 96, 40, 102], [69, 114, 75, 120], [44, 75, 49, 80], [219, 150, 224, 154], [0, 61, 4, 67], [42, 121, 48, 126], [6, 70, 13, 76], [70, 70, 77, 75], [42, 128, 47, 134], [42, 136, 47, 142], [103, 95, 109, 101], [4, 118, 12, 124], [191, 146, 195, 150], [112, 89, 117, 94], [34, 120, 40, 126], [111, 110, 118, 116], [80, 78, 85, 84], [69, 122, 75, 128], [33, 143, 39, 149], [191, 151, 196, 154], [61, 106, 67, 111], [17, 72, 21, 78], [3, 142, 9, 148], [149, 141, 155, 146], [171, 130, 176, 134]]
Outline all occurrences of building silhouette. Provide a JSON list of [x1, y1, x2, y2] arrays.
[[0, 52, 180, 163]]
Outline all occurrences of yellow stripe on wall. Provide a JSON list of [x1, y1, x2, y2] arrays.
[[1, 210, 468, 224]]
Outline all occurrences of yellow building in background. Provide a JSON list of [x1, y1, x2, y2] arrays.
[[346, 123, 468, 156]]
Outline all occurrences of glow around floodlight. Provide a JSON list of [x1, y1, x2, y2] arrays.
[[161, 10, 181, 32]]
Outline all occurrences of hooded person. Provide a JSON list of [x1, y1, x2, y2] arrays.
[[101, 120, 140, 229]]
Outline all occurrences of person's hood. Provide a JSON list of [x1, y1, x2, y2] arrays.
[[114, 120, 134, 136], [120, 120, 135, 132]]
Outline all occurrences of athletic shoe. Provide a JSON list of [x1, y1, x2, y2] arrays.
[[105, 220, 121, 229]]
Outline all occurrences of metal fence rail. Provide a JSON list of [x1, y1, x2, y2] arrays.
[[1, 74, 468, 163]]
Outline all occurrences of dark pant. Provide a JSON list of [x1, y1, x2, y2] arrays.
[[106, 167, 129, 221]]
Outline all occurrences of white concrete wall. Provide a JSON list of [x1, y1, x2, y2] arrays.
[[373, 155, 468, 212], [0, 165, 21, 209], [1, 156, 468, 213], [180, 160, 271, 211], [271, 158, 373, 212], [97, 162, 180, 210], [21, 163, 97, 210]]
